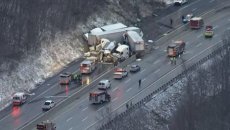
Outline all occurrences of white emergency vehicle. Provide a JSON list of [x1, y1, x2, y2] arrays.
[[89, 91, 111, 104], [174, 0, 188, 5], [98, 79, 111, 90], [113, 68, 128, 79], [80, 60, 96, 74], [12, 92, 27, 106]]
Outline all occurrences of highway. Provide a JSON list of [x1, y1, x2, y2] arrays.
[[0, 0, 228, 130], [46, 7, 230, 130]]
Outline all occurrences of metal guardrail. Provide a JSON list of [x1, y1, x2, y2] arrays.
[[98, 3, 230, 128], [99, 37, 226, 130]]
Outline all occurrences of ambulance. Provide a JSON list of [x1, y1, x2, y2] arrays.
[[12, 92, 27, 106]]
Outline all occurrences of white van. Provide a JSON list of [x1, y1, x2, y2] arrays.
[[174, 0, 188, 5], [98, 79, 111, 90], [13, 92, 27, 106]]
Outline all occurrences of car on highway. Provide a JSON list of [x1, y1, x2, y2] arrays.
[[204, 25, 214, 38], [129, 65, 141, 73], [98, 79, 111, 90], [42, 100, 55, 111], [174, 0, 188, 5], [113, 68, 128, 79]]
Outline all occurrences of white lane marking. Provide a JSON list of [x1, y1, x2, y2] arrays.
[[154, 46, 159, 49], [196, 43, 202, 47], [112, 87, 118, 92], [192, 8, 197, 12], [126, 88, 132, 92], [197, 34, 203, 38], [84, 8, 219, 130], [180, 5, 189, 10], [125, 78, 131, 83], [140, 69, 146, 73], [164, 49, 167, 52], [213, 34, 218, 38], [167, 61, 171, 65], [97, 107, 104, 112], [82, 116, 88, 122], [69, 128, 73, 130], [213, 25, 219, 29], [112, 97, 118, 102], [81, 107, 88, 112], [153, 59, 160, 64], [142, 78, 146, 82], [66, 117, 73, 122], [209, 0, 215, 3], [154, 69, 161, 73]]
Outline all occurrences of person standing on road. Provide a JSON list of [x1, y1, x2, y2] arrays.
[[173, 57, 177, 65], [139, 79, 142, 87], [170, 18, 173, 27]]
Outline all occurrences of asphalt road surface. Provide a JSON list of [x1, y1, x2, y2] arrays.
[[0, 0, 229, 130], [47, 7, 230, 130]]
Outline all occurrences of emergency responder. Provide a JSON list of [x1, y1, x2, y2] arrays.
[[170, 18, 173, 27], [139, 79, 142, 87]]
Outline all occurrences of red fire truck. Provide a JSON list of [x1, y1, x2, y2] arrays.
[[89, 90, 111, 104], [189, 17, 204, 29], [80, 60, 96, 74], [167, 40, 185, 57]]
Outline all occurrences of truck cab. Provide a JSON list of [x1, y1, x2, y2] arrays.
[[113, 68, 128, 79], [167, 41, 185, 57], [12, 92, 27, 106], [113, 45, 129, 61], [89, 91, 111, 104]]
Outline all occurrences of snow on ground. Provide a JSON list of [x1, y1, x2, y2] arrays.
[[0, 0, 174, 111], [145, 79, 186, 121]]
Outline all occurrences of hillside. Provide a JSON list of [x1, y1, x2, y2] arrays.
[[0, 0, 166, 109]]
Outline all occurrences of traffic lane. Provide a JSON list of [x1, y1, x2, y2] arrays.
[[83, 13, 230, 129], [82, 11, 230, 129], [158, 0, 220, 29], [28, 5, 230, 130], [156, 10, 230, 54], [0, 58, 84, 120], [0, 64, 111, 130]]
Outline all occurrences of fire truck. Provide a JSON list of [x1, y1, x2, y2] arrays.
[[59, 73, 72, 85], [167, 40, 185, 57], [113, 68, 128, 79], [59, 72, 82, 85], [80, 60, 96, 74], [189, 17, 204, 29], [36, 120, 56, 130], [89, 90, 111, 104]]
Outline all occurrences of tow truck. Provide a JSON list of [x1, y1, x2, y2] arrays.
[[167, 40, 185, 57], [113, 68, 128, 79], [204, 25, 214, 38], [59, 72, 82, 85], [36, 120, 56, 130], [89, 90, 111, 104]]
